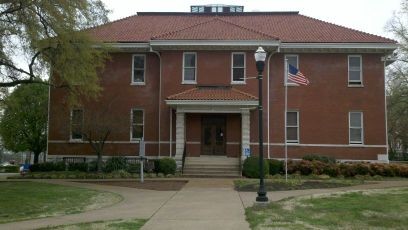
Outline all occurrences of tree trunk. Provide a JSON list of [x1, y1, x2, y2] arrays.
[[97, 151, 103, 173], [33, 151, 40, 164]]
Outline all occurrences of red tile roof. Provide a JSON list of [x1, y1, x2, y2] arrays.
[[89, 12, 395, 43], [167, 86, 258, 101]]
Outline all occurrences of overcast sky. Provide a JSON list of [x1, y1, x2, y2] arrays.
[[101, 0, 402, 39]]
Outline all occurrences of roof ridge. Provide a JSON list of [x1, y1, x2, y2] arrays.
[[152, 18, 217, 40], [167, 87, 197, 99], [298, 14, 396, 43], [231, 88, 258, 99], [216, 17, 279, 40]]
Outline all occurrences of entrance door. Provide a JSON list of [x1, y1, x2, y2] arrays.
[[202, 115, 226, 155]]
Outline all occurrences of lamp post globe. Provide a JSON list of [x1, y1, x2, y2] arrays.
[[254, 46, 268, 202]]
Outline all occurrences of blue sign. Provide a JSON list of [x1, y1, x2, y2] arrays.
[[244, 148, 251, 157]]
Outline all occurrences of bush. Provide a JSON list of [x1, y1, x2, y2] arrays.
[[0, 165, 19, 173], [157, 158, 177, 175], [302, 154, 336, 164], [68, 162, 88, 172], [268, 159, 283, 175], [29, 162, 65, 172], [126, 163, 141, 173], [354, 163, 371, 175], [104, 157, 127, 173], [242, 156, 269, 178]]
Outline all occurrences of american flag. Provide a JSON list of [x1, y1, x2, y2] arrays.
[[288, 64, 310, 85]]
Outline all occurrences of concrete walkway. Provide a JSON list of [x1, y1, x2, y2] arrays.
[[1, 179, 408, 230]]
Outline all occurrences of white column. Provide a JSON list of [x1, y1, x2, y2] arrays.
[[241, 109, 250, 162], [175, 111, 185, 168]]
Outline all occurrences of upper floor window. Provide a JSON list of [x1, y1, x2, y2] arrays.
[[183, 52, 197, 83], [71, 109, 83, 140], [232, 52, 246, 83], [132, 54, 145, 84], [286, 111, 299, 143], [349, 111, 363, 144], [285, 55, 298, 84], [131, 109, 144, 140], [348, 55, 362, 86]]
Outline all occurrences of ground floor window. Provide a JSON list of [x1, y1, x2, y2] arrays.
[[131, 109, 144, 140], [286, 111, 299, 143], [70, 109, 83, 140], [349, 111, 363, 144]]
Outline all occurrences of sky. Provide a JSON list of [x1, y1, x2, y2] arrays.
[[101, 0, 402, 40]]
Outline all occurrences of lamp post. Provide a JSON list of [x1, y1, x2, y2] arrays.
[[254, 47, 268, 202]]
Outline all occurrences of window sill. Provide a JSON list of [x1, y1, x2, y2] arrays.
[[231, 81, 246, 85], [131, 82, 146, 86], [348, 84, 364, 88], [69, 139, 83, 143], [130, 139, 143, 143], [349, 143, 364, 146], [181, 81, 197, 85], [286, 142, 300, 145]]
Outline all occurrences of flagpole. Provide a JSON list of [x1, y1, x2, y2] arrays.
[[284, 59, 288, 182]]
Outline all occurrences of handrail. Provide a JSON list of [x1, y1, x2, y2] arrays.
[[181, 143, 187, 173]]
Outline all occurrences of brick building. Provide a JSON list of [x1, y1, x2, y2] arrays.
[[48, 5, 397, 175]]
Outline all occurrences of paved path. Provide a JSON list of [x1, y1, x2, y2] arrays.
[[1, 179, 408, 230]]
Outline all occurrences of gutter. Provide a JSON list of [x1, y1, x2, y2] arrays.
[[150, 47, 162, 157]]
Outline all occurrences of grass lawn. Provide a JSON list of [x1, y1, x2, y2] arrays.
[[0, 181, 122, 224], [39, 218, 147, 230], [246, 187, 408, 229], [234, 178, 365, 191]]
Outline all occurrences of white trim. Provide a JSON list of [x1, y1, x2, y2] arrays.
[[182, 52, 197, 84], [249, 142, 386, 148], [226, 142, 240, 145], [130, 108, 144, 141], [166, 100, 258, 106], [349, 111, 364, 145], [284, 54, 299, 85], [286, 110, 299, 144], [49, 140, 176, 144], [70, 108, 83, 141], [98, 43, 150, 49], [348, 55, 363, 86], [231, 52, 246, 84], [281, 42, 398, 50], [271, 157, 388, 163], [131, 54, 146, 85], [186, 141, 200, 144], [150, 40, 281, 47]]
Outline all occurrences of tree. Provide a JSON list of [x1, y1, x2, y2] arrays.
[[0, 1, 110, 102], [0, 83, 48, 164]]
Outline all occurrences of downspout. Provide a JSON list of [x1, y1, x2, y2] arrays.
[[150, 47, 162, 158], [267, 47, 280, 159], [383, 58, 389, 162]]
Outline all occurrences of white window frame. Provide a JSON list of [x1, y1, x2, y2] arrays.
[[70, 109, 83, 141], [286, 110, 299, 144], [130, 108, 144, 141], [284, 54, 299, 86], [231, 52, 246, 84], [348, 55, 363, 87], [349, 111, 364, 145], [131, 54, 146, 85], [182, 52, 197, 84]]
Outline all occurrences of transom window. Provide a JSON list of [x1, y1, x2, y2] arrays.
[[349, 112, 363, 144], [286, 111, 299, 143], [183, 52, 197, 83], [285, 55, 298, 84], [132, 54, 145, 84], [232, 52, 245, 83], [131, 109, 144, 140], [71, 109, 83, 140], [348, 55, 362, 86]]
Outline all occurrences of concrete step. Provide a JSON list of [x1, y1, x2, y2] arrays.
[[184, 163, 239, 168], [183, 167, 239, 172], [183, 168, 240, 173], [183, 156, 241, 177], [182, 173, 241, 178]]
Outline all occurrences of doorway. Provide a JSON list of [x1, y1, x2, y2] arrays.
[[201, 115, 226, 155]]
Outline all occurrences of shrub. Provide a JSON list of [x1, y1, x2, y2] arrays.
[[104, 157, 127, 173], [302, 154, 336, 164], [355, 163, 371, 175], [322, 163, 340, 177], [126, 163, 141, 173], [0, 165, 19, 173], [242, 156, 269, 178], [157, 158, 177, 175], [296, 160, 314, 175], [68, 162, 88, 172], [29, 162, 65, 172], [268, 159, 283, 175]]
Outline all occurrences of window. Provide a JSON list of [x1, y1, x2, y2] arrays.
[[131, 109, 144, 140], [285, 55, 298, 84], [348, 55, 362, 86], [232, 52, 246, 83], [183, 52, 197, 83], [286, 111, 299, 143], [71, 109, 83, 140], [349, 112, 363, 144], [132, 54, 145, 84]]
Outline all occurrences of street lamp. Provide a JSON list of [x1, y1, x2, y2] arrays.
[[254, 47, 268, 202]]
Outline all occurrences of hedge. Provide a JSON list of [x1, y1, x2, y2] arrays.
[[0, 165, 19, 173], [156, 158, 177, 175], [243, 156, 269, 178], [29, 162, 66, 172]]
